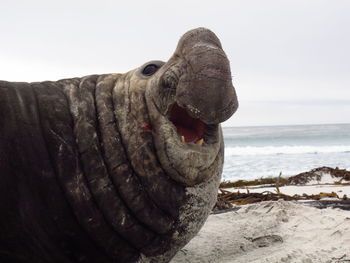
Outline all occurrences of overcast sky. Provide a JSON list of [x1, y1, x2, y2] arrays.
[[1, 0, 350, 126]]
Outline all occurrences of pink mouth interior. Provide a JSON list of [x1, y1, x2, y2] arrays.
[[169, 103, 205, 143]]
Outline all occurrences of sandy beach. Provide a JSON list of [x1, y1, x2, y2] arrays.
[[172, 176, 350, 263]]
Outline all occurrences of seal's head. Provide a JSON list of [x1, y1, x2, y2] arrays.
[[135, 27, 238, 186]]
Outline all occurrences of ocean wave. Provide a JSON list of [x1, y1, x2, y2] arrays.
[[225, 145, 350, 156]]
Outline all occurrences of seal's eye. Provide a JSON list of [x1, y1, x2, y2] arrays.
[[142, 64, 159, 76]]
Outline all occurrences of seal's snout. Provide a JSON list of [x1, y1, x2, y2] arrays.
[[173, 28, 238, 124]]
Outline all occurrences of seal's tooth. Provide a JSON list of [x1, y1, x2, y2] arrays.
[[196, 138, 204, 146], [181, 136, 185, 143]]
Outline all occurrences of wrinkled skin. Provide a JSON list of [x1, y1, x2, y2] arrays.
[[0, 28, 238, 263]]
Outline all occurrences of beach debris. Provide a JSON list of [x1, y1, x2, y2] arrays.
[[214, 189, 295, 210], [307, 200, 350, 211], [215, 166, 350, 212], [219, 176, 289, 189], [287, 166, 350, 185], [214, 189, 350, 211], [331, 254, 350, 262], [275, 172, 282, 194], [251, 235, 283, 247], [219, 166, 350, 189], [214, 193, 234, 211]]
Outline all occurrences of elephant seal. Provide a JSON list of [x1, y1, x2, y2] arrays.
[[0, 28, 238, 262]]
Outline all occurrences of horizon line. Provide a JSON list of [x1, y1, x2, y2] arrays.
[[222, 122, 350, 128]]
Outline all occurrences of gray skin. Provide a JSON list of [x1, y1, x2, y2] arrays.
[[0, 28, 238, 263]]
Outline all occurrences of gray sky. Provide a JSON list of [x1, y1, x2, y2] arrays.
[[1, 0, 350, 127]]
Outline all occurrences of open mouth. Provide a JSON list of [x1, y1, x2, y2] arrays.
[[169, 103, 217, 146]]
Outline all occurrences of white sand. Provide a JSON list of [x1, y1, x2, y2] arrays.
[[172, 172, 350, 262], [172, 200, 350, 263]]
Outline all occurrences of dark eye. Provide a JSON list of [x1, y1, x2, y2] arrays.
[[142, 64, 159, 76]]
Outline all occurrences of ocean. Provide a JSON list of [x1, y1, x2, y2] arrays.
[[222, 123, 350, 181]]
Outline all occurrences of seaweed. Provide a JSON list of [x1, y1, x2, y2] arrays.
[[219, 167, 350, 189], [214, 167, 350, 212], [213, 188, 349, 212]]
